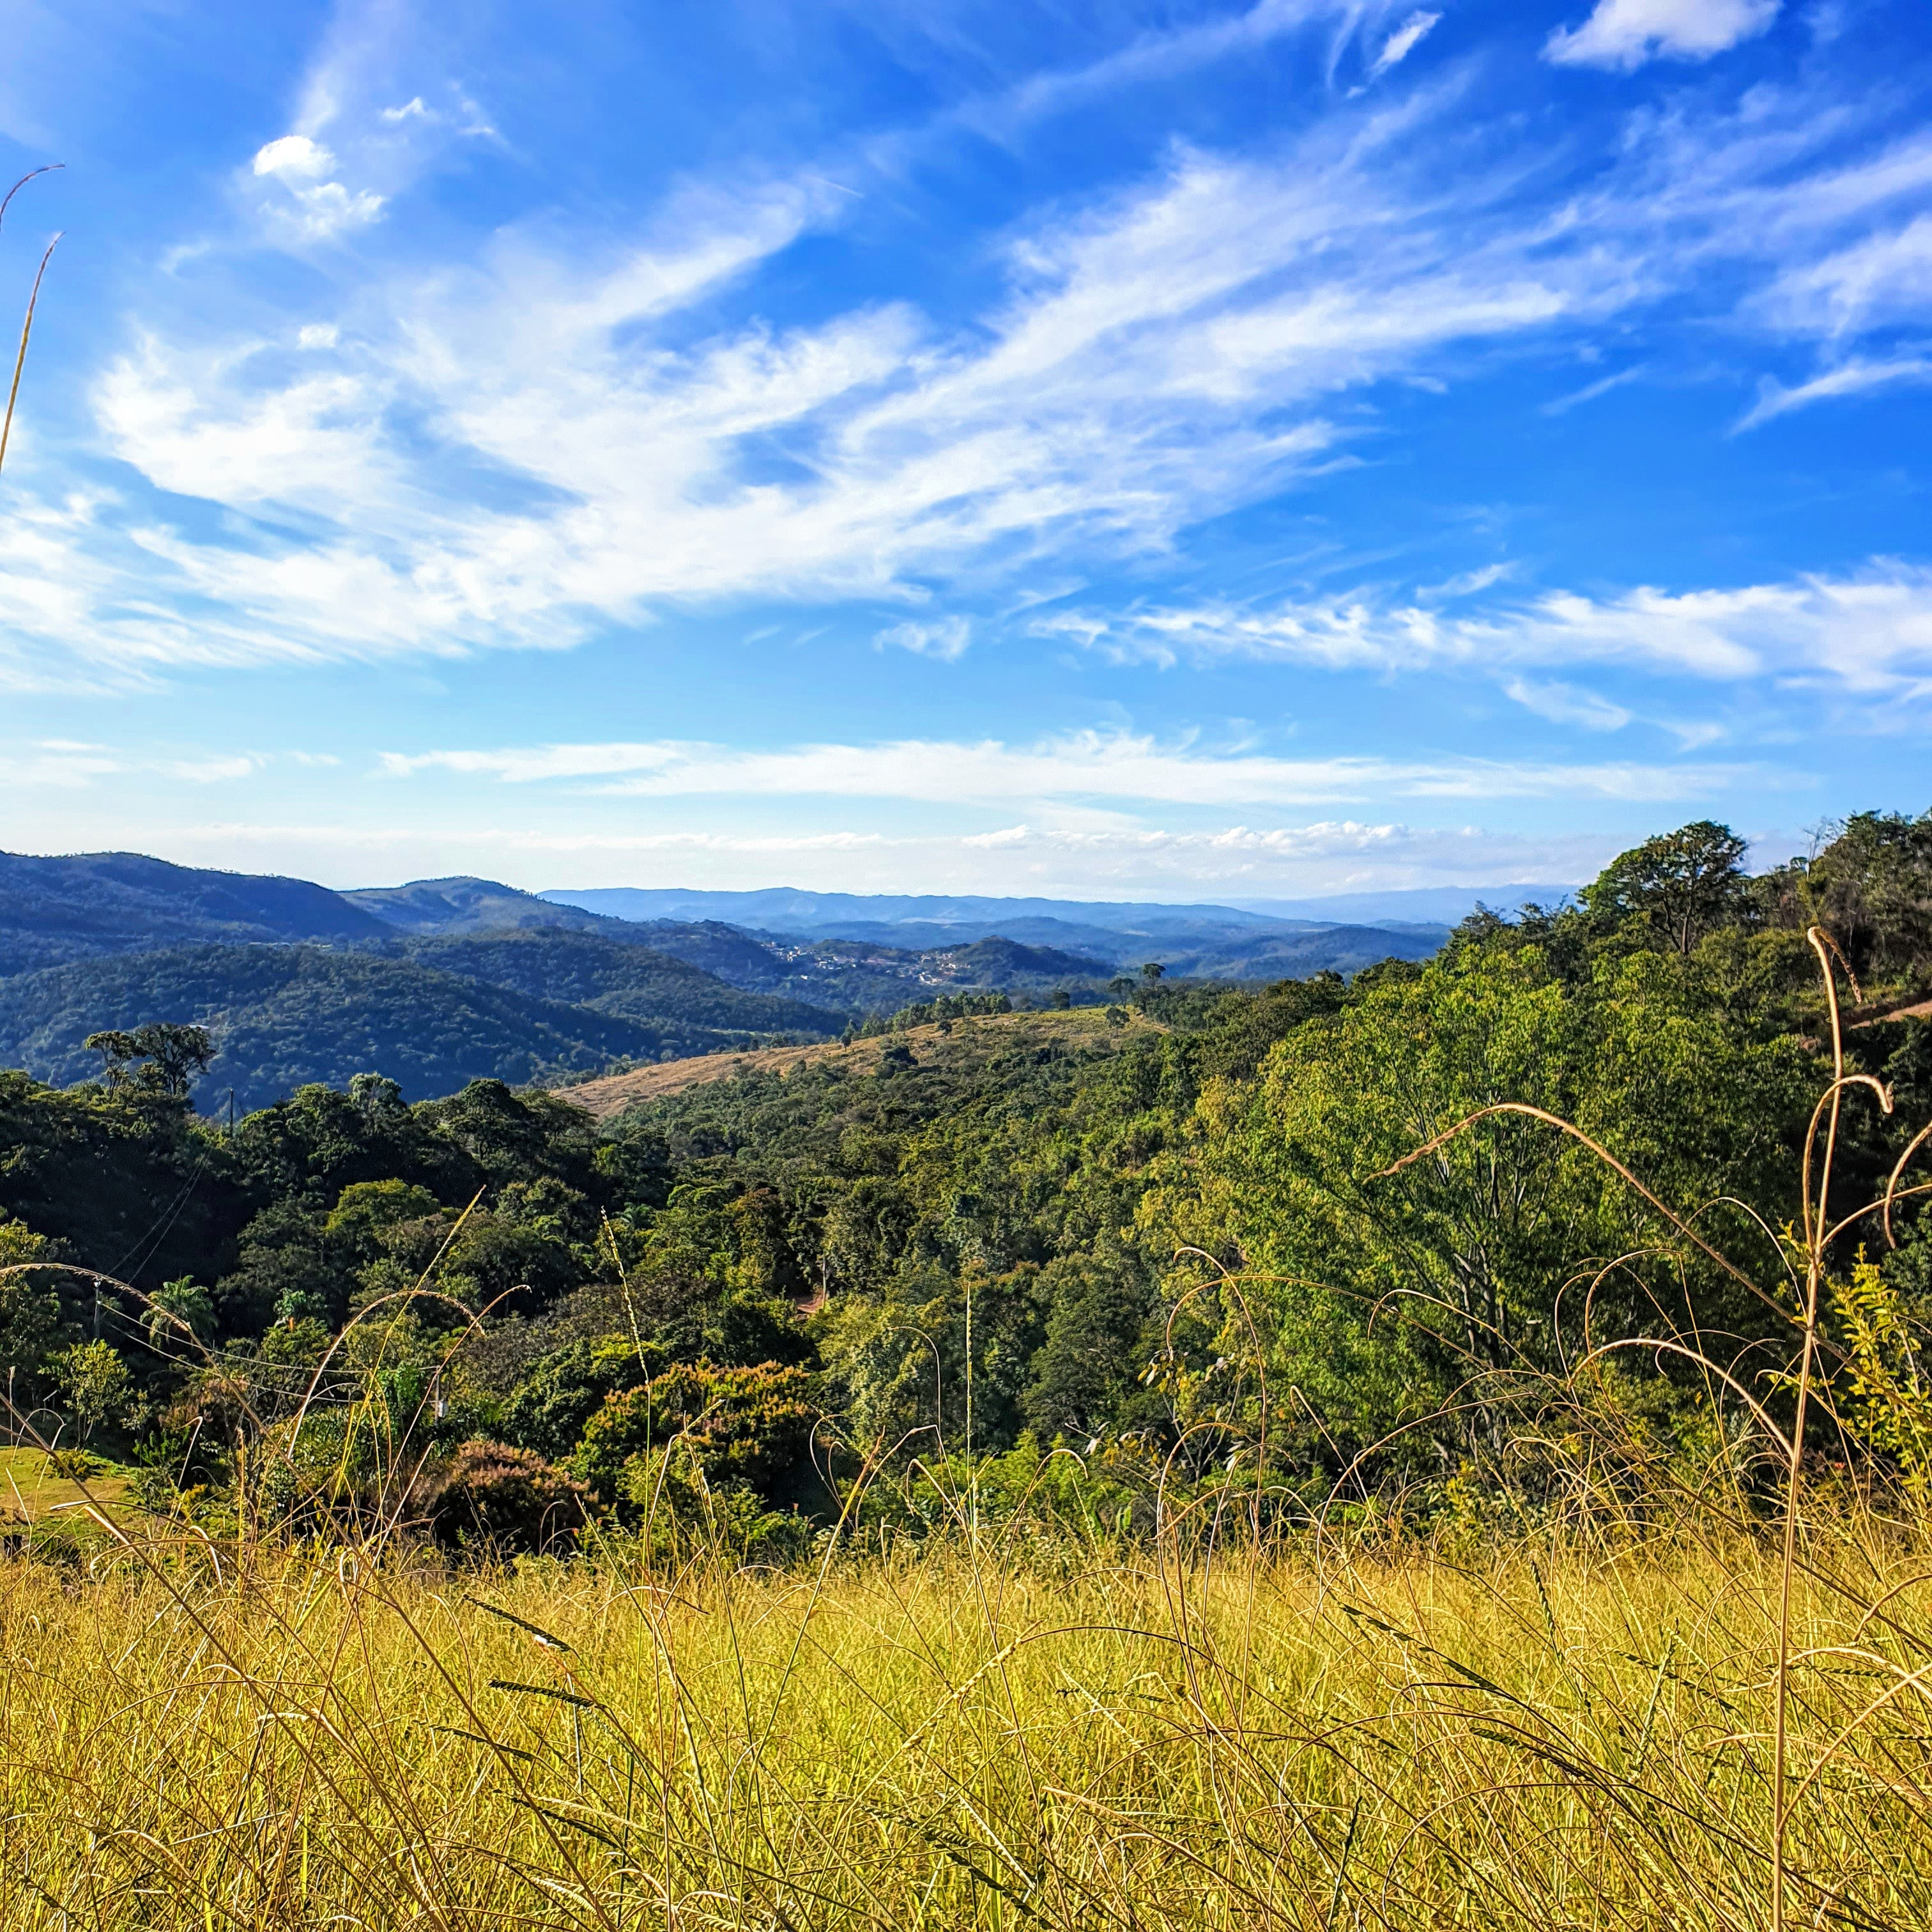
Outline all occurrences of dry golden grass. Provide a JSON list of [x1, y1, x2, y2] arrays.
[[1, 1510, 1927, 1930], [1, 165, 62, 482]]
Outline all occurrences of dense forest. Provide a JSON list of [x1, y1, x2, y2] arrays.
[[4, 813, 1931, 1552]]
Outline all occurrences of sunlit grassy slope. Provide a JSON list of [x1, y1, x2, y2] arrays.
[[3, 1517, 1926, 1929], [0, 1446, 131, 1523], [564, 1002, 1168, 1119]]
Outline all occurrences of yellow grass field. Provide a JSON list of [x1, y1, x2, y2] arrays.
[[1, 1512, 1926, 1929]]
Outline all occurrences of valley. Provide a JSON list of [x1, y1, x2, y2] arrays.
[[0, 848, 1455, 1108]]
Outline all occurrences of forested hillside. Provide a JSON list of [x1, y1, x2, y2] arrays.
[[0, 945, 747, 1109], [0, 849, 389, 977], [3, 812, 1929, 1549], [385, 931, 842, 1036], [341, 875, 647, 938]]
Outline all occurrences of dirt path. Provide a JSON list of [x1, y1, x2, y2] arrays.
[[1850, 995, 1932, 1031]]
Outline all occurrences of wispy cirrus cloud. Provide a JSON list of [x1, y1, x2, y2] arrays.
[[381, 727, 1763, 808], [1038, 559, 1932, 695], [2, 29, 1921, 692], [1736, 353, 1932, 427], [1368, 11, 1439, 80], [0, 740, 264, 790], [938, 0, 1421, 142], [948, 818, 1618, 894], [1502, 678, 1635, 733], [0, 0, 1924, 760], [876, 615, 972, 660], [1541, 364, 1648, 416]]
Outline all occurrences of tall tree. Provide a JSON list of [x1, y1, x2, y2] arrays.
[[1579, 821, 1750, 954], [84, 1023, 215, 1103]]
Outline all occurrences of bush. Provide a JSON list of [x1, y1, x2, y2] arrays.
[[610, 1443, 814, 1565], [427, 1439, 589, 1555], [571, 1361, 816, 1512]]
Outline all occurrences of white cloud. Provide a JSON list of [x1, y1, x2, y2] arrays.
[[160, 755, 262, 783], [876, 615, 972, 660], [0, 742, 261, 790], [1502, 676, 1634, 732], [946, 0, 1413, 142], [93, 334, 396, 513], [296, 324, 341, 350], [1368, 12, 1440, 79], [1545, 0, 1780, 71], [274, 180, 387, 243], [378, 742, 680, 783], [1541, 364, 1647, 415], [381, 727, 1756, 808], [4, 20, 1929, 691], [252, 135, 335, 180], [1416, 562, 1518, 600], [1759, 215, 1932, 339], [1041, 560, 1932, 695], [946, 819, 1617, 894], [249, 133, 385, 241], [17, 90, 1650, 682], [1736, 354, 1932, 428], [0, 742, 123, 788], [381, 97, 429, 123]]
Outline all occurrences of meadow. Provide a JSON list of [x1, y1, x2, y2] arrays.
[[2, 1492, 1928, 1931]]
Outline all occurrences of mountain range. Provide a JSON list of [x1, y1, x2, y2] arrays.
[[0, 850, 1489, 1110], [540, 883, 1559, 944]]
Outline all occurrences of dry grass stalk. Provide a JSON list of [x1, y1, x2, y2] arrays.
[[0, 165, 62, 480]]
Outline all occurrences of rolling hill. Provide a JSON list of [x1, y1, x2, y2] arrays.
[[342, 875, 648, 938], [0, 850, 1467, 1112], [1133, 924, 1447, 979], [388, 932, 843, 1036], [0, 849, 389, 977], [0, 945, 816, 1112]]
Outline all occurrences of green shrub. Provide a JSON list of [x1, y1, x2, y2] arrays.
[[571, 1361, 816, 1513], [428, 1439, 589, 1555]]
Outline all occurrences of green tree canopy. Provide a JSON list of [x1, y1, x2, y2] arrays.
[[1577, 821, 1750, 954], [85, 1022, 215, 1103]]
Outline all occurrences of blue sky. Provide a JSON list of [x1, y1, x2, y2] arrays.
[[2, 0, 1929, 899]]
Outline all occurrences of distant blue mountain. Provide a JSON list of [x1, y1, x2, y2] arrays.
[[1226, 885, 1577, 926], [538, 883, 1463, 974], [541, 885, 1324, 942]]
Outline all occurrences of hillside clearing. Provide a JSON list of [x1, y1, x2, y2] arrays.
[[0, 1448, 131, 1525], [556, 1003, 1169, 1119]]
